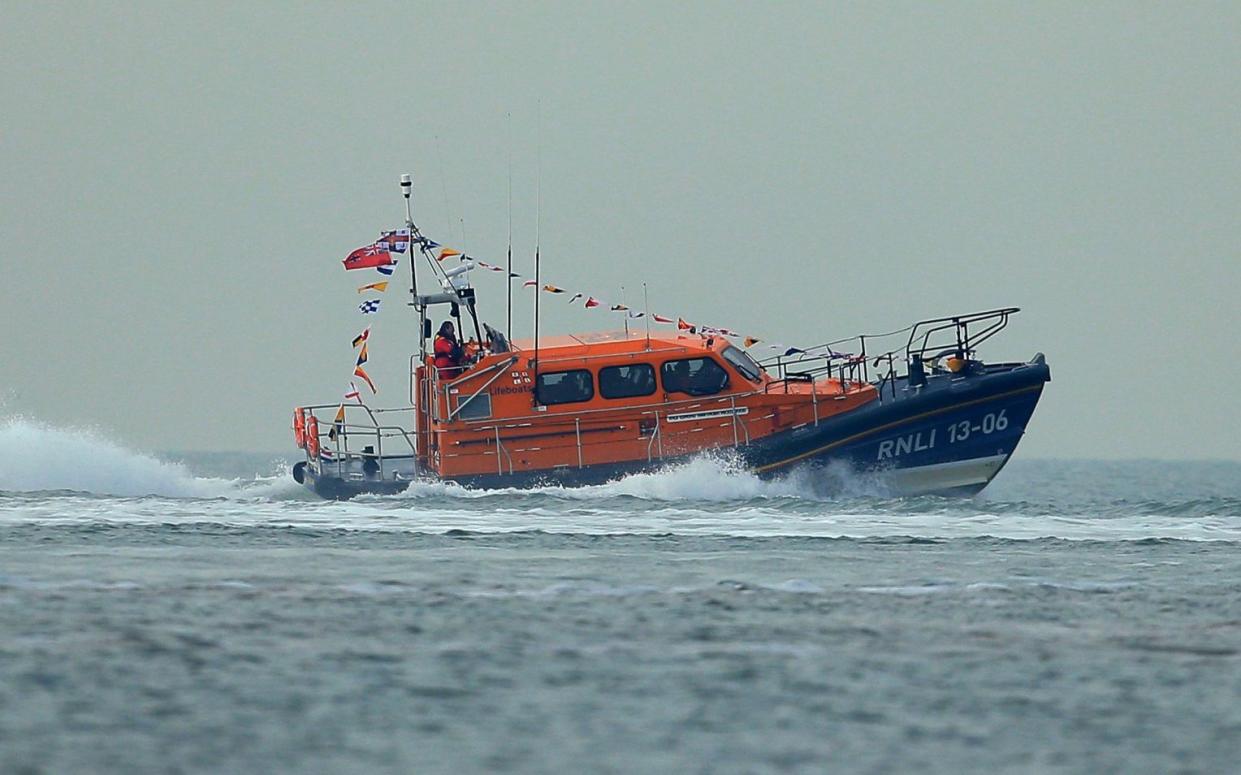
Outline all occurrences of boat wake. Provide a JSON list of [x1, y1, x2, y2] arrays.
[[0, 417, 305, 500], [1, 417, 1238, 542]]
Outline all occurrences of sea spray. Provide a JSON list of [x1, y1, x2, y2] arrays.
[[0, 417, 304, 499], [381, 453, 889, 504]]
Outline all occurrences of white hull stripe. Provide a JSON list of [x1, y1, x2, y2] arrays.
[[666, 406, 749, 424], [880, 454, 1009, 495]]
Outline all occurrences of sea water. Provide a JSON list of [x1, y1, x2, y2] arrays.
[[1, 416, 1239, 774]]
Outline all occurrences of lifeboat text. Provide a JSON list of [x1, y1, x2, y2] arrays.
[[877, 429, 936, 460]]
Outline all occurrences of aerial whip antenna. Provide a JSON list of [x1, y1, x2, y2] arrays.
[[506, 112, 513, 340], [620, 285, 629, 337], [532, 102, 542, 406], [643, 282, 651, 349]]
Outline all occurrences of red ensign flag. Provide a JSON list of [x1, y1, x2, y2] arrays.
[[343, 245, 394, 271]]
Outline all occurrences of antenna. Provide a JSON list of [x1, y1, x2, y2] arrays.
[[532, 101, 542, 406], [643, 282, 651, 349], [506, 112, 513, 339], [432, 133, 454, 239], [621, 285, 629, 337]]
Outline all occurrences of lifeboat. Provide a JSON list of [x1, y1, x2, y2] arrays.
[[292, 181, 1051, 500]]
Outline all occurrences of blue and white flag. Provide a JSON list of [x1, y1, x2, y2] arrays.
[[375, 258, 399, 276], [359, 299, 381, 314], [376, 229, 411, 253]]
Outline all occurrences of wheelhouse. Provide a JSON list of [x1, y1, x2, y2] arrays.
[[406, 329, 874, 480]]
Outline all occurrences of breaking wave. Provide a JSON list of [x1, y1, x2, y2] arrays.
[[0, 417, 302, 499]]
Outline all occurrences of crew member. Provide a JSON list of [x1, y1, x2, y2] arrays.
[[434, 320, 463, 378], [665, 360, 691, 394]]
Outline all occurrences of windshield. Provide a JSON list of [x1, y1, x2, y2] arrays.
[[721, 345, 763, 382]]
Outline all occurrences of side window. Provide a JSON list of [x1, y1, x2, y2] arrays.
[[535, 369, 594, 405], [454, 392, 491, 421], [721, 345, 763, 382], [661, 357, 730, 397], [599, 364, 657, 400]]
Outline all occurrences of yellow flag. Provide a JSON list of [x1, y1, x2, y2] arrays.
[[329, 404, 346, 440], [357, 281, 389, 293]]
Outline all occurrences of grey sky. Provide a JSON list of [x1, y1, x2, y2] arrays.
[[2, 2, 1238, 459]]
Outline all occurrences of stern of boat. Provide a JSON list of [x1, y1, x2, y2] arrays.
[[290, 404, 422, 500]]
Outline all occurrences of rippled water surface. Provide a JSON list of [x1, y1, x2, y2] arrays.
[[2, 418, 1240, 773]]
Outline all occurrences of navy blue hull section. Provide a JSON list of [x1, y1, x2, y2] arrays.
[[743, 361, 1049, 479], [301, 359, 1050, 499], [303, 469, 410, 500]]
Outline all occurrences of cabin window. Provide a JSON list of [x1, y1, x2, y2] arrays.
[[598, 363, 657, 400], [721, 345, 763, 382], [661, 357, 730, 396], [535, 369, 595, 405], [454, 391, 491, 421]]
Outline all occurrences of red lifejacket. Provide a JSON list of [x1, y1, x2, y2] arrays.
[[434, 335, 460, 377]]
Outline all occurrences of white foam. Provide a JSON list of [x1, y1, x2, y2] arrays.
[[382, 454, 877, 504], [0, 416, 305, 499], [556, 455, 812, 501]]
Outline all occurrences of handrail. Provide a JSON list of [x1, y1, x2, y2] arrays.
[[493, 426, 513, 475], [444, 354, 516, 392], [575, 418, 584, 468], [528, 344, 693, 367], [446, 355, 519, 421], [324, 423, 417, 454], [906, 307, 1018, 361], [646, 413, 661, 461]]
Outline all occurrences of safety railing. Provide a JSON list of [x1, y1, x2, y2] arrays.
[[758, 307, 1021, 400], [300, 403, 419, 480], [905, 307, 1019, 362]]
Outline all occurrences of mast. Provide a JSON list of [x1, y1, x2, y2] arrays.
[[401, 174, 422, 361], [402, 174, 481, 355]]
